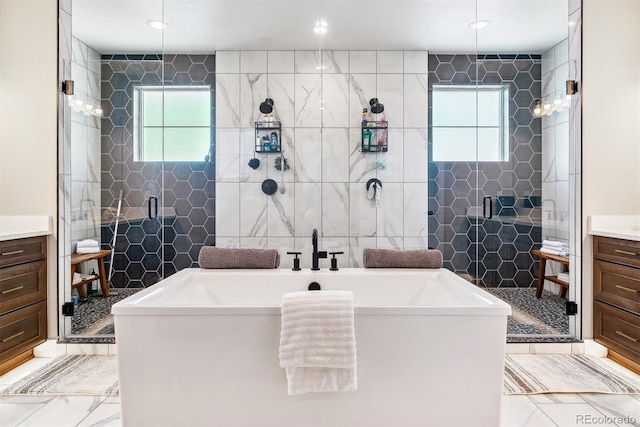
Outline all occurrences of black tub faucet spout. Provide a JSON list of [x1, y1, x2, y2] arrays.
[[311, 229, 327, 271]]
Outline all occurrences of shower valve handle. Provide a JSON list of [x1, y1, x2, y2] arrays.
[[286, 252, 302, 271], [329, 252, 344, 271]]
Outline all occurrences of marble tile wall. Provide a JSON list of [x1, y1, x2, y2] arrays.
[[215, 51, 429, 269], [100, 54, 216, 288], [428, 54, 542, 287], [70, 37, 101, 255]]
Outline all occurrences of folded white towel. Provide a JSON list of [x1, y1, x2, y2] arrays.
[[76, 247, 101, 254], [542, 240, 569, 249], [72, 272, 83, 284], [279, 290, 357, 395], [557, 272, 570, 283], [77, 239, 100, 249], [540, 247, 569, 257]]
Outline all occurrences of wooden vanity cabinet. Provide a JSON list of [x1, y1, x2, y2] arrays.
[[593, 236, 640, 372], [0, 236, 47, 375]]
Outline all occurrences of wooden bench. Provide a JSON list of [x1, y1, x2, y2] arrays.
[[531, 249, 569, 299], [71, 249, 112, 297]]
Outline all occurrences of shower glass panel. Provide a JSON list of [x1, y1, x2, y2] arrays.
[[427, 3, 480, 286], [474, 0, 575, 339], [160, 6, 217, 277], [64, 0, 165, 338]]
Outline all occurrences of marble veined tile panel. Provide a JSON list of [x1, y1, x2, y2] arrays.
[[267, 51, 294, 73], [322, 183, 350, 237], [240, 73, 267, 128], [294, 74, 322, 127]]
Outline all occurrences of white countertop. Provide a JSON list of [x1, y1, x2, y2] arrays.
[[589, 215, 640, 242], [0, 216, 53, 242]]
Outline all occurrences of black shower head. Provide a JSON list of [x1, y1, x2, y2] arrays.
[[369, 98, 384, 114], [259, 98, 274, 114]]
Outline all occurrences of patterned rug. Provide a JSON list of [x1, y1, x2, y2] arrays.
[[0, 355, 118, 395], [3, 354, 640, 396], [504, 354, 640, 394]]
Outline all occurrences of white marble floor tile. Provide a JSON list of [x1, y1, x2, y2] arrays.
[[538, 403, 617, 427], [0, 402, 46, 427], [581, 394, 640, 427], [500, 395, 557, 427], [17, 396, 105, 427], [0, 358, 55, 386], [101, 395, 120, 405], [0, 396, 55, 404], [528, 393, 585, 404], [76, 403, 122, 427]]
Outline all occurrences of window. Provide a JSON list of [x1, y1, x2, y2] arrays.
[[134, 86, 211, 162], [431, 85, 508, 162]]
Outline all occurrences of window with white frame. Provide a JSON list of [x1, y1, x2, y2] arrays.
[[134, 86, 211, 162], [431, 85, 509, 162]]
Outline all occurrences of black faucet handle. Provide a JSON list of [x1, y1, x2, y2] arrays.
[[318, 251, 327, 258], [329, 251, 344, 271], [286, 252, 302, 271]]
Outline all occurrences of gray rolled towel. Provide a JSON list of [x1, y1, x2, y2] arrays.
[[362, 249, 443, 268], [198, 247, 280, 269]]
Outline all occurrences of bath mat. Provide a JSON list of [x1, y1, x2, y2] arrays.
[[504, 354, 640, 394], [0, 355, 118, 396]]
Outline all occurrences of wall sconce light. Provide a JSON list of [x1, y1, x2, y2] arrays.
[[533, 100, 542, 117], [369, 98, 384, 114], [61, 80, 74, 95], [566, 80, 578, 96], [259, 98, 274, 114]]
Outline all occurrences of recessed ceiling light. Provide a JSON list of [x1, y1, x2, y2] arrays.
[[147, 20, 169, 30], [469, 20, 491, 30], [313, 20, 328, 34]]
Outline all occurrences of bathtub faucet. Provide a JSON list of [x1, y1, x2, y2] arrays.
[[311, 229, 327, 271]]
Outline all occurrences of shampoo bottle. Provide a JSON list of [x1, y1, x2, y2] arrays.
[[363, 128, 372, 151]]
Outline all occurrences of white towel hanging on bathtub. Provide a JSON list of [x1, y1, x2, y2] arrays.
[[279, 290, 357, 395]]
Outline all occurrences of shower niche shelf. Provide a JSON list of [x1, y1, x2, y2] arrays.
[[255, 121, 282, 153], [361, 119, 388, 153]]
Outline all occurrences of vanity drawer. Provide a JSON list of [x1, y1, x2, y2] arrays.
[[0, 301, 46, 365], [594, 260, 640, 314], [0, 237, 46, 269], [0, 260, 47, 314], [594, 236, 640, 268], [594, 301, 640, 363]]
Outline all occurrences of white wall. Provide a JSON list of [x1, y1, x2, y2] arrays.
[[582, 0, 640, 338], [0, 0, 58, 337]]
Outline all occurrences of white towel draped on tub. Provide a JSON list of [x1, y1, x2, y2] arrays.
[[279, 290, 357, 395]]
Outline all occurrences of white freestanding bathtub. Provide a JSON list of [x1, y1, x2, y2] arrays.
[[112, 268, 511, 427]]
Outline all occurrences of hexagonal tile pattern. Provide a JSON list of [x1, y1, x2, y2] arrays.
[[428, 54, 542, 287], [101, 54, 216, 288]]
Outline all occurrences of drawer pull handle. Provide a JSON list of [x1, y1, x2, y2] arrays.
[[615, 285, 639, 293], [2, 331, 24, 343], [615, 249, 638, 256], [1, 285, 24, 294], [1, 250, 24, 256], [615, 330, 640, 343]]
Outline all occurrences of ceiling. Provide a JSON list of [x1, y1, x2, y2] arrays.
[[73, 0, 569, 54]]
